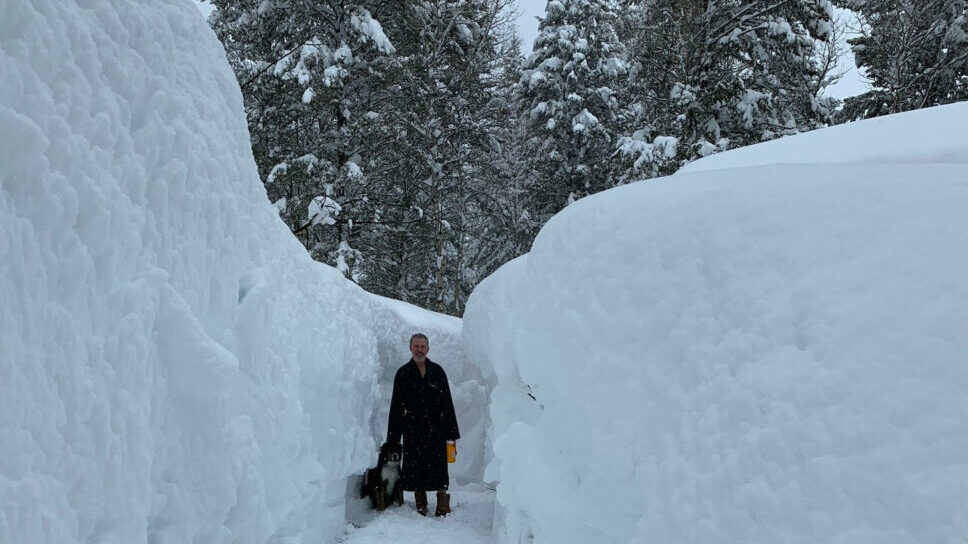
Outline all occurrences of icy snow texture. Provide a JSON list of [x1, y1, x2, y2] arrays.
[[464, 102, 968, 544], [0, 1, 388, 542]]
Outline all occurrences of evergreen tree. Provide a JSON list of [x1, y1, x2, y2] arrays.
[[211, 0, 520, 315], [348, 0, 515, 313], [516, 0, 628, 223], [211, 0, 398, 282], [618, 0, 838, 173], [836, 0, 968, 121], [463, 33, 538, 283]]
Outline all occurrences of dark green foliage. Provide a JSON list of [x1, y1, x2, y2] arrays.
[[515, 0, 628, 223], [211, 0, 520, 315], [618, 0, 838, 171], [835, 0, 968, 121]]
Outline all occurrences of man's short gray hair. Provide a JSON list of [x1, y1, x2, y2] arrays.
[[409, 333, 429, 346]]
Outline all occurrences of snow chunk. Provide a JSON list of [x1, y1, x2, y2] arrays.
[[294, 153, 319, 172], [528, 69, 548, 89], [618, 132, 679, 171], [344, 161, 363, 179], [350, 10, 396, 54], [308, 196, 342, 226], [767, 18, 795, 41], [538, 56, 563, 72], [324, 64, 346, 86], [334, 43, 353, 63], [736, 88, 769, 125], [546, 0, 566, 14], [696, 138, 728, 157], [572, 108, 599, 133], [267, 161, 288, 183], [302, 86, 315, 103]]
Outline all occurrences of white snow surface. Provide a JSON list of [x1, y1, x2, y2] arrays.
[[340, 483, 495, 544], [0, 1, 465, 543], [680, 102, 968, 174], [464, 103, 968, 544]]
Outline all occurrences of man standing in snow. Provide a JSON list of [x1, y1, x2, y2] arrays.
[[387, 333, 460, 516]]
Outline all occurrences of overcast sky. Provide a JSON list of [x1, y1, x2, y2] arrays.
[[516, 0, 544, 52], [193, 1, 866, 99]]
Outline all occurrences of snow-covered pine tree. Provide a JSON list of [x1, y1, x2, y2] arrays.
[[620, 0, 838, 168], [444, 18, 535, 314], [836, 0, 968, 121], [210, 0, 397, 282], [612, 1, 682, 180], [461, 32, 537, 291], [516, 0, 628, 223], [211, 0, 521, 315], [360, 0, 519, 314]]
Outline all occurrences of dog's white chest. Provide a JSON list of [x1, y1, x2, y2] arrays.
[[382, 463, 400, 491]]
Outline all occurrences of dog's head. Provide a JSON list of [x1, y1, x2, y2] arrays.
[[379, 442, 402, 466]]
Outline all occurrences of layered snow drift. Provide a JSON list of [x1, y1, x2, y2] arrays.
[[0, 1, 386, 542], [464, 103, 968, 544]]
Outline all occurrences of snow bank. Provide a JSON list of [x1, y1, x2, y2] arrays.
[[464, 104, 968, 544], [680, 102, 968, 174], [0, 1, 385, 542]]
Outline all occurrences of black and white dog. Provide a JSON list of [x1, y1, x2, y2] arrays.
[[361, 442, 403, 511]]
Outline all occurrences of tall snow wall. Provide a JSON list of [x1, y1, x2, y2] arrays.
[[0, 1, 382, 542], [464, 102, 968, 544]]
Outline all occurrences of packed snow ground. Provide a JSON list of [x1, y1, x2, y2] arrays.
[[465, 102, 968, 544], [340, 483, 496, 544]]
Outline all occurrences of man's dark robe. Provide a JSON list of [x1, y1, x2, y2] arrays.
[[387, 359, 460, 491]]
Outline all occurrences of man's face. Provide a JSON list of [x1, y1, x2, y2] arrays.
[[410, 338, 429, 363]]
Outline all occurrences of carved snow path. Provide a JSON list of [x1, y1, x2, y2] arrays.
[[339, 483, 497, 543]]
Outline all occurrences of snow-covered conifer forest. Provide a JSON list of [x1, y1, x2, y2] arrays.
[[1, 0, 967, 543], [210, 0, 968, 316]]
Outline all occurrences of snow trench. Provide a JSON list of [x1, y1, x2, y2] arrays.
[[5, 1, 968, 544]]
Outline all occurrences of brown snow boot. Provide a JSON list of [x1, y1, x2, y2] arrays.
[[435, 491, 451, 517], [414, 490, 428, 516]]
